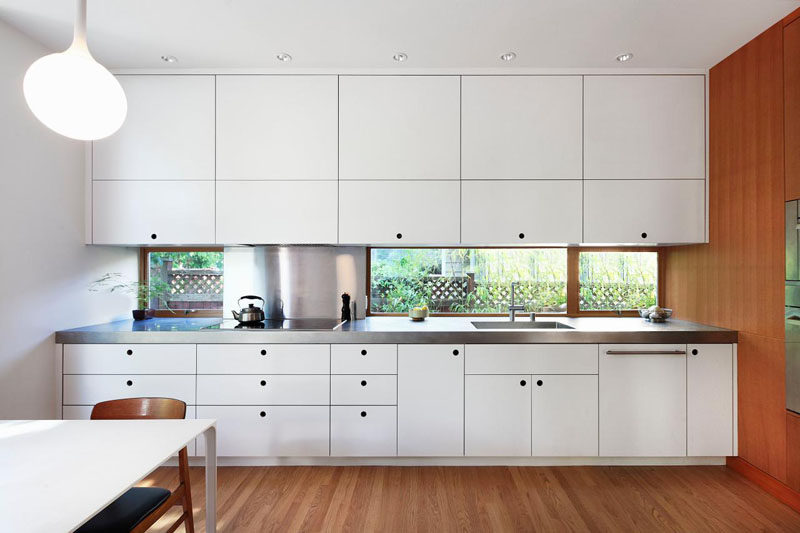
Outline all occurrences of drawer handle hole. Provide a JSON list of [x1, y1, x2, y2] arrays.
[[260, 380, 266, 386], [536, 380, 543, 386], [520, 380, 527, 387], [125, 349, 133, 356], [260, 411, 266, 418], [361, 349, 367, 356], [126, 380, 133, 386], [260, 349, 267, 356], [453, 349, 459, 356], [360, 411, 367, 417], [361, 380, 367, 386]]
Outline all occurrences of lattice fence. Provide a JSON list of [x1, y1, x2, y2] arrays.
[[150, 267, 223, 310]]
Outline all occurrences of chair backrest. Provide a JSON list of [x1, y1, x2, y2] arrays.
[[90, 398, 187, 420]]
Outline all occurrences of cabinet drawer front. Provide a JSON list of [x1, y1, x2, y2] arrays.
[[465, 345, 598, 374], [196, 375, 329, 405], [331, 375, 397, 405], [196, 406, 329, 457], [197, 344, 329, 374], [331, 344, 397, 374], [331, 406, 397, 457], [64, 344, 196, 374], [63, 375, 195, 405]]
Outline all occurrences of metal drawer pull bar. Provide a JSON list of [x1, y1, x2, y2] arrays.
[[605, 350, 687, 355]]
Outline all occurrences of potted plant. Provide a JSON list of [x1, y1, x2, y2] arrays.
[[90, 273, 173, 320]]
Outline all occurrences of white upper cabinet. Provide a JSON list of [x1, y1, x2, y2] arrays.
[[584, 179, 705, 244], [216, 76, 338, 180], [584, 75, 705, 180], [216, 180, 337, 244], [93, 76, 215, 181], [92, 181, 214, 245], [339, 76, 460, 180], [461, 180, 582, 244], [339, 180, 460, 244], [461, 76, 582, 180]]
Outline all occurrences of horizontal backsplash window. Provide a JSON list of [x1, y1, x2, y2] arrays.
[[370, 248, 568, 315], [369, 248, 661, 316], [143, 248, 224, 316]]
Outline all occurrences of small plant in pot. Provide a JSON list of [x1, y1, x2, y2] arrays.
[[90, 273, 173, 320]]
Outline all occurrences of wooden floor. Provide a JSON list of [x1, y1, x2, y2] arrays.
[[140, 465, 800, 532]]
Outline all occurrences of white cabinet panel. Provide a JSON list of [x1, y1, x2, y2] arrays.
[[92, 180, 214, 245], [465, 375, 532, 456], [216, 75, 337, 180], [461, 180, 582, 244], [331, 344, 397, 374], [196, 375, 329, 405], [197, 344, 329, 374], [599, 344, 687, 456], [196, 406, 329, 456], [63, 375, 195, 406], [216, 181, 337, 244], [331, 375, 397, 405], [339, 180, 460, 244], [462, 76, 582, 180], [64, 344, 195, 374], [532, 375, 598, 457], [465, 345, 598, 375], [331, 406, 397, 456], [93, 75, 214, 180], [584, 75, 705, 180], [687, 344, 734, 456], [584, 179, 705, 244], [398, 344, 464, 456], [339, 76, 460, 180]]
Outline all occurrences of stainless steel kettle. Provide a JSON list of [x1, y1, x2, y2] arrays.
[[231, 295, 266, 323]]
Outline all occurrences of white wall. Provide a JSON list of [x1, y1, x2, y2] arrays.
[[0, 20, 138, 419]]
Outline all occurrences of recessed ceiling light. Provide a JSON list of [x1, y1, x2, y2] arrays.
[[616, 52, 634, 63], [277, 53, 292, 62], [393, 52, 408, 62], [500, 52, 517, 61], [160, 55, 177, 63]]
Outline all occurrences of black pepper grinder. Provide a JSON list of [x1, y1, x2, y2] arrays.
[[341, 293, 352, 322]]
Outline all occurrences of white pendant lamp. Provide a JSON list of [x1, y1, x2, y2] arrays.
[[23, 0, 126, 140]]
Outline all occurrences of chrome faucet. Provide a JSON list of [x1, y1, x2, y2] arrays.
[[508, 282, 525, 322]]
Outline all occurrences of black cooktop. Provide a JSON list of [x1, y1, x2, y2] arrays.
[[204, 319, 344, 331]]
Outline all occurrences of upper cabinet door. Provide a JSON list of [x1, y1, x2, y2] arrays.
[[92, 181, 214, 245], [462, 76, 582, 180], [92, 76, 214, 180], [461, 180, 582, 244], [584, 179, 705, 244], [216, 76, 338, 180], [339, 180, 460, 245], [584, 75, 705, 180], [339, 76, 460, 179]]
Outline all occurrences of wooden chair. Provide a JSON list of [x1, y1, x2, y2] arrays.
[[76, 398, 195, 533]]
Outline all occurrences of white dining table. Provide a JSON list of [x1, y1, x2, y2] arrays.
[[0, 419, 216, 533]]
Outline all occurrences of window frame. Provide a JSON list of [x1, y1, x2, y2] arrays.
[[139, 247, 224, 318], [366, 246, 665, 317]]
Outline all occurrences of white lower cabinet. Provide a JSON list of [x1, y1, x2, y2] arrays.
[[465, 375, 532, 456], [532, 375, 598, 457], [687, 344, 734, 456], [331, 406, 397, 456], [63, 374, 195, 406], [398, 344, 464, 456], [196, 405, 329, 457], [599, 344, 687, 456], [196, 375, 329, 405]]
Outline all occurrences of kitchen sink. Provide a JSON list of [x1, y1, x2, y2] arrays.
[[470, 321, 575, 330]]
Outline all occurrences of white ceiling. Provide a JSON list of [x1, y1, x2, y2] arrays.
[[0, 0, 797, 70]]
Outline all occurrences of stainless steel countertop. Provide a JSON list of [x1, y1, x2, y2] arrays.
[[54, 316, 737, 344]]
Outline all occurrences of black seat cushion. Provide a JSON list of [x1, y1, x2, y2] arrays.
[[76, 486, 171, 533]]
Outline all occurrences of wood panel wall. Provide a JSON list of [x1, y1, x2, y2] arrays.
[[663, 22, 787, 481]]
